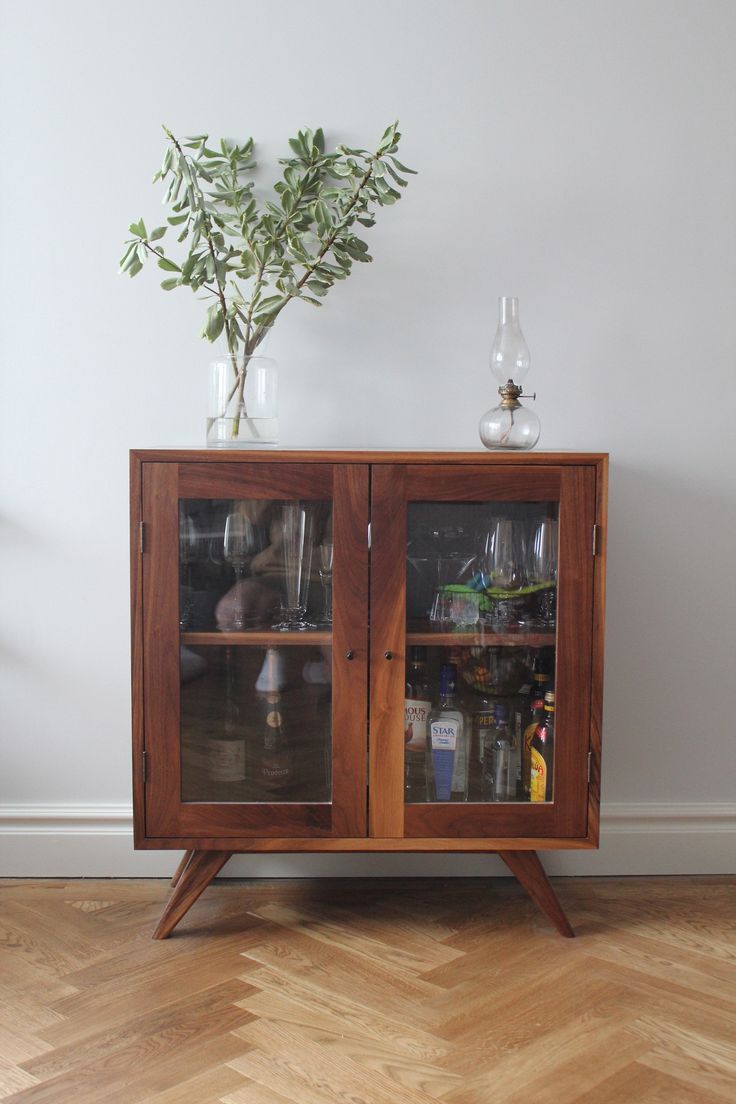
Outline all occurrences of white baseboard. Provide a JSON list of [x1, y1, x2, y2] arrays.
[[0, 803, 733, 878]]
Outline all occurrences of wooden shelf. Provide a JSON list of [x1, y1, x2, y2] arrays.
[[181, 631, 332, 647], [406, 631, 556, 647]]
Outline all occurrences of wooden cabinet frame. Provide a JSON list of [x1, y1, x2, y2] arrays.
[[130, 450, 608, 939]]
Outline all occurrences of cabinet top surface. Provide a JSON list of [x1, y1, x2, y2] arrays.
[[131, 448, 608, 464]]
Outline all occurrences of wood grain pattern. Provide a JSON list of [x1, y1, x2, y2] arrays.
[[554, 464, 596, 837], [403, 464, 562, 501], [588, 453, 608, 849], [1, 876, 733, 1103], [140, 460, 369, 841], [180, 632, 332, 647], [170, 851, 194, 888], [406, 631, 556, 647], [330, 464, 370, 838], [130, 452, 608, 944], [499, 850, 575, 937], [153, 850, 233, 939], [130, 453, 146, 848], [141, 462, 180, 843], [369, 465, 408, 838], [177, 462, 333, 500], [154, 843, 574, 938], [131, 449, 609, 465], [135, 834, 597, 852]]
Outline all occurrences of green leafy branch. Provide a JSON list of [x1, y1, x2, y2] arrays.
[[119, 121, 415, 435]]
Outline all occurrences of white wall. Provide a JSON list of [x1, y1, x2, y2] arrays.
[[1, 0, 735, 875]]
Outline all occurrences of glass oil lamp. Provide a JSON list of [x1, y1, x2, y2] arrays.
[[479, 297, 540, 450]]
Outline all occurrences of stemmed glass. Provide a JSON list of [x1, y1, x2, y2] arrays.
[[223, 506, 263, 630], [527, 517, 558, 628], [179, 513, 199, 630], [484, 518, 526, 628], [318, 543, 334, 627], [223, 509, 261, 581], [273, 501, 317, 631]]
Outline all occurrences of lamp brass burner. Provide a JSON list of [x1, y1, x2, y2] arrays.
[[498, 379, 536, 410]]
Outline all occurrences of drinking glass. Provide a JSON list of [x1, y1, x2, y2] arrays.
[[527, 517, 558, 628], [223, 508, 261, 581], [273, 501, 316, 631], [428, 548, 481, 630], [318, 542, 334, 627], [484, 519, 526, 628]]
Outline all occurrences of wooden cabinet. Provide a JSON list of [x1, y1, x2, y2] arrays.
[[130, 450, 607, 938]]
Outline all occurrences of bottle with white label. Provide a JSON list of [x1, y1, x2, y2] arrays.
[[491, 703, 512, 801], [404, 646, 431, 802], [428, 663, 468, 801], [250, 647, 292, 798]]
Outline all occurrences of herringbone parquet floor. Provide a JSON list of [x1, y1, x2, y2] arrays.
[[0, 875, 734, 1103]]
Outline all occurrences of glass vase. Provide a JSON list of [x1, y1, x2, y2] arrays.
[[207, 351, 278, 447]]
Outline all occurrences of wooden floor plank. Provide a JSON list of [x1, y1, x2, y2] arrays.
[[1, 876, 734, 1104]]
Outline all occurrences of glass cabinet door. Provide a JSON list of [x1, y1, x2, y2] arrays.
[[370, 463, 596, 839], [141, 462, 368, 839]]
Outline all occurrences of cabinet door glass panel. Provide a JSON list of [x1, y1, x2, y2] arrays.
[[179, 496, 332, 804], [405, 501, 558, 805], [179, 498, 332, 633], [181, 644, 331, 803]]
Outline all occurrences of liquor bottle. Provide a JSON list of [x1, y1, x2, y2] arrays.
[[522, 669, 550, 798], [404, 646, 431, 802], [530, 690, 555, 802], [470, 693, 497, 800], [428, 663, 468, 801], [507, 704, 523, 800], [251, 647, 291, 797], [481, 703, 512, 801], [207, 647, 246, 784]]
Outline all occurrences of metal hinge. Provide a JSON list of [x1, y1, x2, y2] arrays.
[[592, 523, 601, 556], [142, 750, 148, 783], [140, 521, 146, 553], [587, 750, 593, 783]]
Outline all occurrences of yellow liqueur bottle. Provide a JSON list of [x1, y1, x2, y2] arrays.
[[522, 673, 549, 798], [530, 690, 555, 803]]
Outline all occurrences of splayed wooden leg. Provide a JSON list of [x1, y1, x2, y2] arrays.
[[153, 850, 232, 939], [170, 850, 194, 888], [499, 850, 575, 938]]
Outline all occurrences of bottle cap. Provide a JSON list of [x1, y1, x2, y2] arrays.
[[544, 690, 555, 705], [256, 646, 287, 692], [439, 663, 457, 695]]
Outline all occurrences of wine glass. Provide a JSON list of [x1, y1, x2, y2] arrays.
[[527, 517, 558, 628], [484, 518, 526, 628], [318, 542, 334, 626], [223, 508, 261, 581], [223, 506, 263, 631]]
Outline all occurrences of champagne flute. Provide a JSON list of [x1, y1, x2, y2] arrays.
[[318, 542, 334, 627], [273, 501, 317, 631]]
